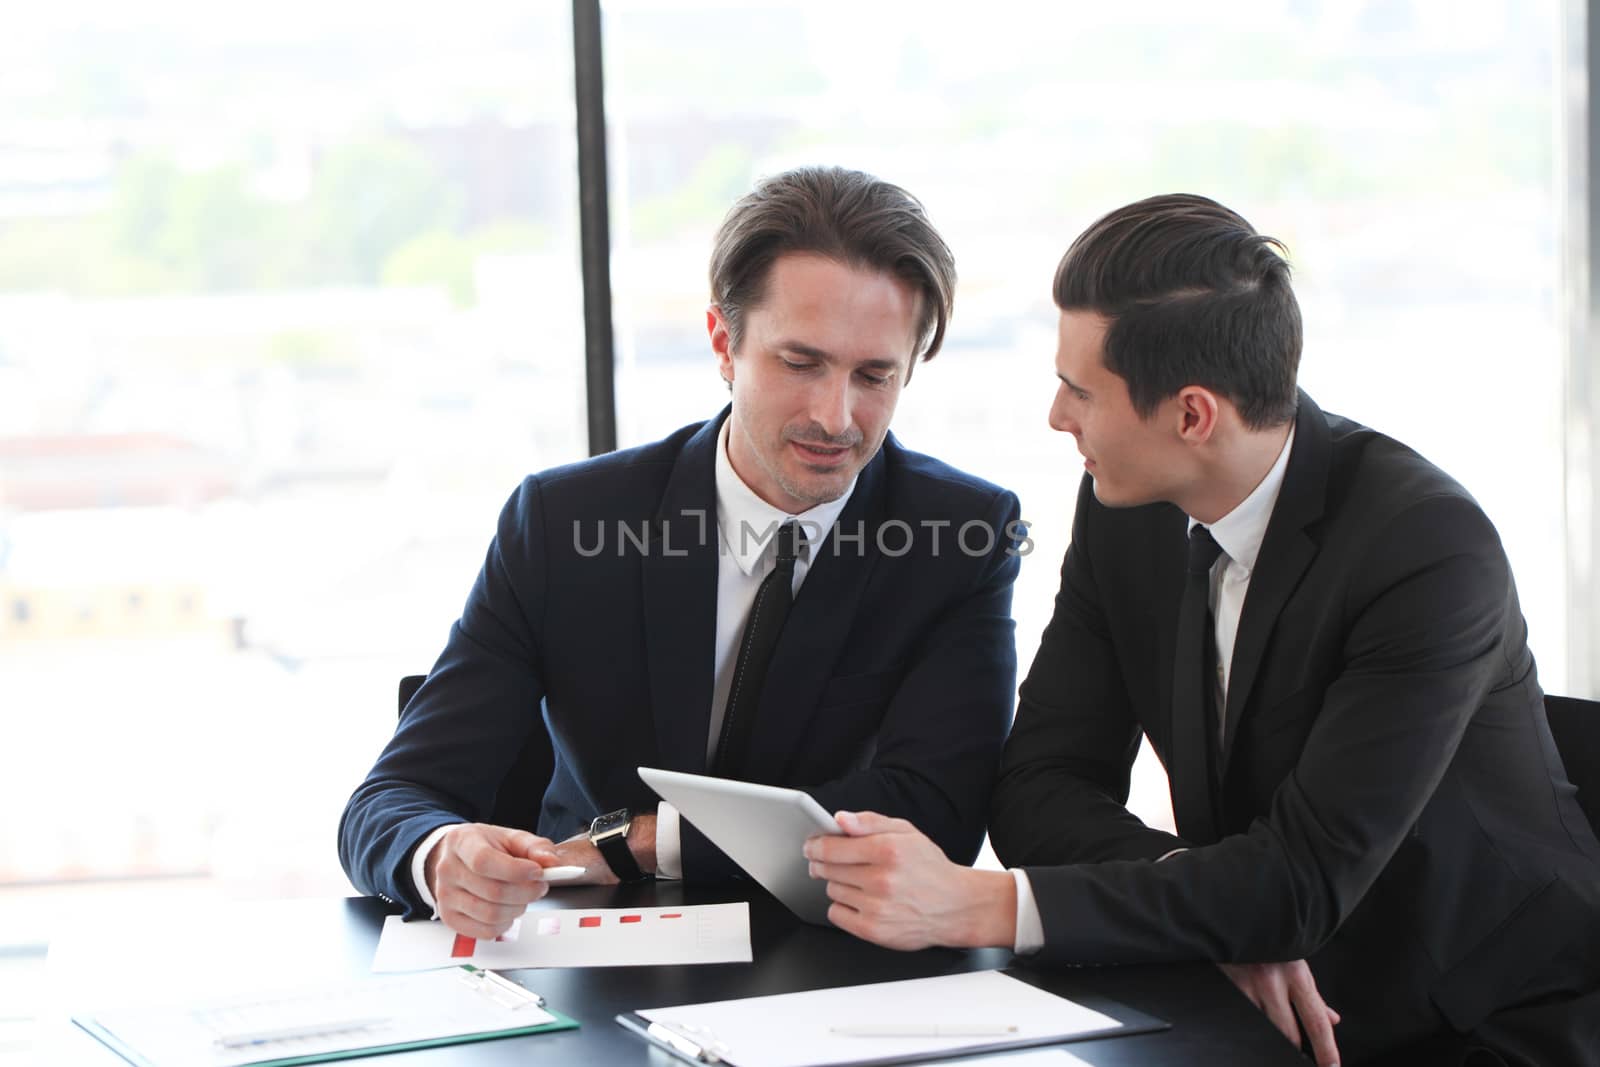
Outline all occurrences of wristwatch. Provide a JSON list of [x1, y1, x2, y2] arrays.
[[588, 808, 646, 882]]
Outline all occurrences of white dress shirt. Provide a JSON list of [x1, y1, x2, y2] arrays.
[[412, 418, 857, 909], [1010, 426, 1296, 953]]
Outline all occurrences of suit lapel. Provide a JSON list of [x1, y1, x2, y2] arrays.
[[1152, 505, 1188, 761], [641, 412, 724, 774], [739, 439, 889, 785], [1218, 391, 1330, 776]]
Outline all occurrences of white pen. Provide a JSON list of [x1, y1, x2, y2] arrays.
[[831, 1023, 1019, 1037], [538, 865, 586, 882], [213, 1017, 388, 1049]]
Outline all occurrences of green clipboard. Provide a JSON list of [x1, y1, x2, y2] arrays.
[[72, 965, 579, 1066]]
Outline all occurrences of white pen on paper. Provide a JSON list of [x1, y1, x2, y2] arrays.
[[830, 1023, 1019, 1037]]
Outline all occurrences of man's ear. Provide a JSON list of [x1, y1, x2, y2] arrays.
[[708, 305, 734, 383], [1175, 385, 1221, 444]]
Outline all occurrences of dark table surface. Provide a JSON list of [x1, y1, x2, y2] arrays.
[[48, 881, 1308, 1065]]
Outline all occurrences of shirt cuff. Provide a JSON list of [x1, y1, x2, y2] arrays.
[[410, 823, 462, 918], [1010, 869, 1045, 955], [655, 802, 683, 881]]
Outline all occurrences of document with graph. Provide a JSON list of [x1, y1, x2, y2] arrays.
[[370, 902, 752, 972]]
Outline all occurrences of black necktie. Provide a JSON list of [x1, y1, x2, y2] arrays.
[[712, 522, 799, 779], [1172, 524, 1224, 844]]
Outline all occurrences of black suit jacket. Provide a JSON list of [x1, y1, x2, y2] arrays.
[[991, 392, 1600, 1062], [341, 409, 1022, 917]]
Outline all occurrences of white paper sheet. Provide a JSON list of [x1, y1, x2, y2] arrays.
[[636, 969, 1119, 1067], [372, 902, 751, 972]]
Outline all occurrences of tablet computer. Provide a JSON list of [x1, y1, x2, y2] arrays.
[[637, 767, 842, 925]]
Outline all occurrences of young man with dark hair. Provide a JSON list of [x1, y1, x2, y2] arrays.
[[805, 194, 1600, 1067], [339, 166, 1023, 947]]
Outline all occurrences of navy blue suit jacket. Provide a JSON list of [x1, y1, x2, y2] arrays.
[[340, 409, 1022, 916]]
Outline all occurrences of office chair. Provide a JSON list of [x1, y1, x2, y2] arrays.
[[397, 674, 426, 712], [397, 673, 554, 834], [1545, 694, 1600, 835]]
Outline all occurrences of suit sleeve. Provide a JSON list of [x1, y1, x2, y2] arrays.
[[686, 488, 1021, 872], [991, 475, 1189, 867], [337, 477, 555, 917], [1021, 492, 1514, 964], [820, 487, 1020, 863]]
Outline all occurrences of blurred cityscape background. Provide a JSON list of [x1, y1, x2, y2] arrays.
[[0, 1, 1570, 1051]]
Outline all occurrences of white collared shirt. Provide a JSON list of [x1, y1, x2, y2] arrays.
[[1188, 423, 1296, 738], [705, 418, 855, 764], [1010, 425, 1296, 954], [413, 417, 859, 905]]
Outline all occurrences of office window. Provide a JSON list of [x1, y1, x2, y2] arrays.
[[0, 0, 1570, 938], [0, 5, 583, 940], [602, 0, 1566, 831]]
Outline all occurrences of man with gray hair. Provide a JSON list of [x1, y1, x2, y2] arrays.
[[340, 166, 1024, 944]]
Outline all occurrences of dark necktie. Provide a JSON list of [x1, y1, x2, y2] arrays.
[[1172, 524, 1224, 844], [711, 521, 799, 779]]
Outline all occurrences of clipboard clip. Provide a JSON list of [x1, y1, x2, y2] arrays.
[[457, 965, 545, 1011], [645, 1019, 730, 1063]]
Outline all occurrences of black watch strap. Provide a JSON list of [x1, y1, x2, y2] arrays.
[[596, 830, 644, 882], [590, 810, 646, 882]]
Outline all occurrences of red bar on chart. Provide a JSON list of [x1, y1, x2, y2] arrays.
[[620, 915, 642, 923], [579, 916, 602, 928], [659, 913, 682, 919], [451, 934, 476, 958]]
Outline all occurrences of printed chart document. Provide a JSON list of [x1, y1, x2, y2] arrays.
[[621, 969, 1166, 1067], [75, 966, 577, 1067], [372, 902, 751, 972]]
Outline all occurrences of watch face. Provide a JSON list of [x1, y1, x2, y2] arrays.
[[591, 809, 630, 837]]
